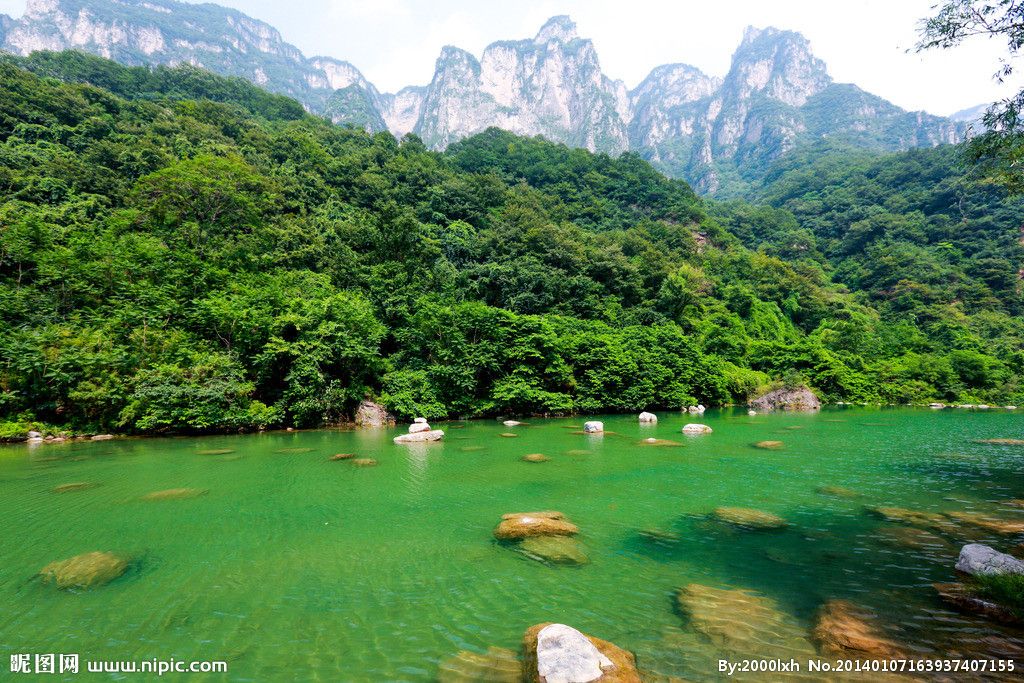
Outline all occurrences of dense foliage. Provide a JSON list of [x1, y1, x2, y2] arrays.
[[1, 51, 1021, 434]]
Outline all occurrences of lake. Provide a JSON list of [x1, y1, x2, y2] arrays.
[[1, 408, 1022, 681]]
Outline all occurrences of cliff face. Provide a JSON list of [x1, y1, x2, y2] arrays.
[[1, 1, 967, 192]]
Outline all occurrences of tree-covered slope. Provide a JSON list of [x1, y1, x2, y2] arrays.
[[0, 52, 1020, 435]]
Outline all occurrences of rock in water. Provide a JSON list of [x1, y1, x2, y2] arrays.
[[753, 440, 784, 450], [523, 623, 640, 683], [494, 512, 579, 540], [676, 584, 817, 661], [413, 417, 428, 424], [519, 536, 589, 565], [53, 482, 98, 493], [712, 507, 788, 530], [90, 434, 115, 441], [503, 420, 523, 427], [352, 458, 378, 467], [681, 424, 712, 434], [330, 453, 355, 461], [583, 421, 604, 433], [638, 412, 657, 423], [141, 488, 208, 501], [409, 422, 432, 433], [393, 430, 444, 444], [438, 646, 521, 683], [354, 400, 394, 427], [40, 551, 128, 589], [522, 453, 550, 463], [812, 600, 904, 659], [955, 543, 1024, 576], [934, 582, 1023, 625], [749, 386, 821, 412]]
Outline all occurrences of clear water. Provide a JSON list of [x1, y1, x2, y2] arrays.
[[1, 408, 1023, 681]]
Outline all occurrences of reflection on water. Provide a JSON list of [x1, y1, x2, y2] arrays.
[[0, 408, 1022, 680]]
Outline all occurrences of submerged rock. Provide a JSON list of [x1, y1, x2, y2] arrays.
[[812, 600, 904, 659], [499, 433, 519, 438], [196, 449, 234, 455], [638, 412, 657, 423], [40, 551, 128, 589], [438, 646, 520, 683], [955, 543, 1024, 576], [583, 421, 604, 433], [351, 458, 378, 467], [53, 482, 98, 493], [934, 583, 1023, 625], [815, 485, 859, 498], [141, 488, 208, 501], [975, 438, 1024, 446], [393, 430, 444, 444], [945, 511, 1024, 535], [519, 536, 589, 566], [494, 512, 579, 540], [330, 453, 355, 461], [753, 440, 784, 450], [523, 623, 640, 683], [712, 507, 788, 530], [354, 400, 394, 428], [638, 528, 681, 544], [522, 453, 549, 463], [676, 584, 816, 660], [638, 439, 682, 447], [681, 424, 712, 434], [749, 386, 821, 412]]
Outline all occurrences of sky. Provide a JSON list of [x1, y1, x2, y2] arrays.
[[0, 0, 1019, 115]]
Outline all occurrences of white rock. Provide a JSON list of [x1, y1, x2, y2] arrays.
[[747, 410, 757, 416], [645, 437, 657, 443], [27, 430, 42, 439], [503, 420, 523, 427], [638, 412, 657, 423], [682, 423, 712, 434], [394, 430, 444, 444], [978, 404, 990, 410], [929, 403, 945, 409], [413, 417, 428, 424], [1006, 406, 1018, 410], [535, 623, 613, 683], [409, 423, 432, 433], [583, 421, 604, 433], [955, 543, 1024, 576]]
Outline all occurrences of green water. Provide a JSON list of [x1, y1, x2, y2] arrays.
[[1, 408, 1023, 681]]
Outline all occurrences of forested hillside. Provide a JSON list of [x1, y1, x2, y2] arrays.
[[1, 51, 1021, 435]]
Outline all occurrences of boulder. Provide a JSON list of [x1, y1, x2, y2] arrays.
[[712, 507, 788, 530], [409, 422, 432, 434], [955, 543, 1024, 576], [812, 600, 904, 659], [504, 420, 524, 427], [749, 386, 821, 412], [141, 488, 208, 501], [90, 434, 115, 441], [27, 430, 42, 439], [747, 410, 757, 416], [519, 536, 589, 566], [393, 430, 444, 444], [934, 583, 1022, 625], [681, 424, 712, 434], [638, 412, 657, 423], [753, 440, 784, 450], [494, 512, 579, 540], [675, 584, 816, 661], [522, 453, 550, 463], [523, 623, 640, 683], [413, 417, 428, 424], [354, 400, 395, 428], [583, 421, 604, 434], [40, 551, 128, 589]]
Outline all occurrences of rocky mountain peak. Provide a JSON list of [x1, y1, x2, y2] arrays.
[[726, 25, 831, 107], [534, 15, 577, 45]]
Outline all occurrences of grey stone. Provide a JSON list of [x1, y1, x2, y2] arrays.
[[536, 624, 612, 683], [955, 543, 1024, 576]]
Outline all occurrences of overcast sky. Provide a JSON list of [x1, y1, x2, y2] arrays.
[[1, 0, 1019, 115]]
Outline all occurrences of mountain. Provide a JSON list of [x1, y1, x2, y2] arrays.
[[0, 0, 385, 126], [0, 0, 967, 193], [950, 103, 988, 125]]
